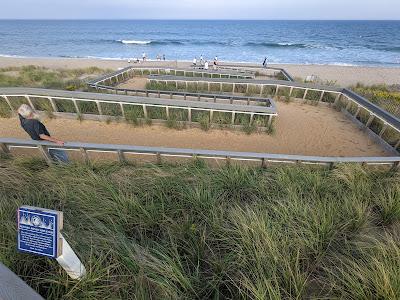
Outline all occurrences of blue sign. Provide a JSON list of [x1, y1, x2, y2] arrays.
[[17, 206, 63, 258]]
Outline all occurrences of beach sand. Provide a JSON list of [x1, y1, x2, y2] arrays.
[[0, 56, 399, 87], [0, 101, 390, 157]]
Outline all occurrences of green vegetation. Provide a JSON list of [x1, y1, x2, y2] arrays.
[[0, 65, 107, 91], [124, 105, 145, 126], [351, 84, 400, 118], [0, 158, 399, 299], [0, 97, 12, 118]]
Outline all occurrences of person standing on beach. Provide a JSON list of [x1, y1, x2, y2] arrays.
[[262, 57, 267, 68], [163, 54, 166, 61], [142, 52, 147, 61], [213, 56, 218, 70], [200, 55, 204, 66], [17, 104, 69, 163], [204, 60, 209, 70], [193, 57, 197, 66]]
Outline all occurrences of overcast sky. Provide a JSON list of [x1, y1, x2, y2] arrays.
[[1, 0, 399, 20]]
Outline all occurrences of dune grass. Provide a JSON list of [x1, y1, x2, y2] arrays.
[[0, 65, 108, 91], [0, 157, 399, 299], [351, 84, 400, 118]]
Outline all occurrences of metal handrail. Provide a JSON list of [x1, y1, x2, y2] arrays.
[[0, 262, 43, 300], [1, 138, 399, 168]]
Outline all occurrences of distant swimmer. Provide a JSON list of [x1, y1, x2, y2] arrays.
[[193, 57, 197, 66], [204, 61, 209, 70]]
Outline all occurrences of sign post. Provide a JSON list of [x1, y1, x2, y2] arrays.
[[17, 206, 86, 280]]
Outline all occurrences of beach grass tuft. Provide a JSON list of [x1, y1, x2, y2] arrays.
[[0, 158, 399, 299]]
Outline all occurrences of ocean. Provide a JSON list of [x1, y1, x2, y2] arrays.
[[0, 20, 399, 66]]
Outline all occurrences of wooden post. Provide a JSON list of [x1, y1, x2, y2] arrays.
[[143, 105, 148, 119], [210, 110, 213, 122], [72, 99, 81, 114], [366, 115, 375, 127], [303, 89, 308, 100], [25, 95, 35, 109], [0, 143, 10, 154], [117, 150, 126, 163], [267, 115, 274, 126], [166, 107, 170, 119], [354, 106, 361, 118], [2, 96, 14, 111], [188, 108, 192, 123], [246, 84, 249, 94], [232, 83, 235, 94], [275, 85, 280, 96], [289, 87, 294, 97], [334, 93, 341, 105], [231, 112, 235, 125], [226, 156, 231, 167], [391, 161, 399, 172], [48, 97, 58, 112], [249, 113, 254, 125], [96, 101, 103, 115], [379, 124, 388, 137], [80, 147, 89, 163], [38, 145, 53, 165], [156, 152, 162, 164], [319, 91, 325, 102], [261, 158, 267, 169], [260, 85, 265, 97], [120, 103, 125, 118]]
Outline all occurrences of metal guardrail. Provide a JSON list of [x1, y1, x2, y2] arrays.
[[0, 262, 43, 300], [1, 138, 399, 169], [0, 88, 277, 128], [88, 66, 256, 86]]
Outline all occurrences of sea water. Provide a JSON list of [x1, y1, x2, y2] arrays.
[[0, 20, 399, 66]]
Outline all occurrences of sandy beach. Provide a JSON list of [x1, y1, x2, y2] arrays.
[[0, 101, 390, 157], [0, 56, 399, 87]]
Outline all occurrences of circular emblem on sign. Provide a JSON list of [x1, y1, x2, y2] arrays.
[[31, 216, 42, 227]]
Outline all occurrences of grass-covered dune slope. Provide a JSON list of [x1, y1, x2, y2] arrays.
[[0, 157, 399, 299]]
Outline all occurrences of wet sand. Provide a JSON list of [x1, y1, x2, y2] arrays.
[[0, 101, 389, 157]]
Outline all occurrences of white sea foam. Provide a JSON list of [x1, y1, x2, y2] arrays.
[[117, 40, 152, 45]]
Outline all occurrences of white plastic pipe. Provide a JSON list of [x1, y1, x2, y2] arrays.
[[56, 235, 86, 280]]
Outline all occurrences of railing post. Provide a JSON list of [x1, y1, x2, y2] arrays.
[[48, 97, 58, 112], [25, 95, 35, 110], [80, 147, 89, 163], [231, 112, 235, 125], [319, 91, 325, 102], [379, 124, 388, 137], [289, 87, 294, 97], [166, 106, 170, 119], [2, 95, 14, 112], [267, 115, 274, 126], [0, 143, 10, 154], [38, 145, 53, 165], [226, 156, 231, 166], [188, 108, 192, 123], [303, 89, 308, 100], [275, 85, 280, 96], [366, 114, 375, 127], [334, 93, 341, 105], [117, 150, 126, 163], [261, 158, 267, 169], [249, 113, 254, 125], [156, 152, 162, 164], [96, 101, 103, 115], [391, 161, 399, 172], [354, 106, 361, 118], [120, 103, 125, 118], [260, 85, 265, 97], [143, 105, 148, 119], [72, 99, 81, 115]]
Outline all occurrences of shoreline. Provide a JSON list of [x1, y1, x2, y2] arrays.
[[1, 56, 400, 86]]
